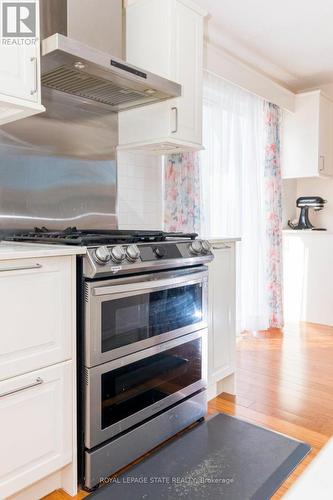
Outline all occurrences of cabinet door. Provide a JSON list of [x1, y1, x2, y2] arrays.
[[0, 0, 40, 103], [318, 95, 333, 177], [282, 91, 333, 179], [120, 0, 204, 152], [0, 362, 72, 499], [0, 42, 38, 102], [171, 1, 203, 145], [208, 242, 236, 384], [126, 0, 173, 79], [282, 93, 320, 179], [0, 256, 73, 381]]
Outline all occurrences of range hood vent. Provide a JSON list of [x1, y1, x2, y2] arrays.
[[41, 31, 181, 112], [42, 65, 154, 108]]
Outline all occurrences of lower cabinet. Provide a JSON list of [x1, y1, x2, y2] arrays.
[[0, 361, 72, 499], [208, 241, 236, 396], [283, 233, 333, 326], [0, 256, 73, 381]]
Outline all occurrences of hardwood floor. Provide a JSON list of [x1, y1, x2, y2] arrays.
[[209, 322, 333, 498], [44, 322, 333, 500]]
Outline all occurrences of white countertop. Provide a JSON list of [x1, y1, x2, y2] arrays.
[[284, 437, 333, 500], [207, 237, 241, 242], [283, 229, 333, 236], [0, 241, 86, 261]]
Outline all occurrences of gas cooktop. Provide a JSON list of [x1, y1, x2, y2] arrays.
[[5, 227, 198, 246], [5, 227, 213, 278]]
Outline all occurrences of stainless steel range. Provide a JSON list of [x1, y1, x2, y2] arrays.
[[7, 228, 214, 490]]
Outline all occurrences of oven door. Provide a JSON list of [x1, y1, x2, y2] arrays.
[[85, 266, 208, 367], [85, 329, 207, 449]]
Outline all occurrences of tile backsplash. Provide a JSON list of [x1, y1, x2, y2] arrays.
[[117, 151, 164, 230]]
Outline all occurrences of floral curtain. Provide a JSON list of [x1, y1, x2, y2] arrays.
[[264, 102, 284, 328], [163, 95, 284, 330], [164, 152, 201, 233]]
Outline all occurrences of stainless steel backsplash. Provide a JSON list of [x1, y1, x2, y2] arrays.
[[0, 143, 118, 234]]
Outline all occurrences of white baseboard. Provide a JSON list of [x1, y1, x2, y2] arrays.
[[207, 373, 236, 401], [9, 464, 77, 500]]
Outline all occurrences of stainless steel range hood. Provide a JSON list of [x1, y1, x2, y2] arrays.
[[40, 0, 181, 112], [0, 0, 181, 160], [41, 34, 181, 112]]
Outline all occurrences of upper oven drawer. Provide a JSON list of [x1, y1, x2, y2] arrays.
[[84, 267, 208, 367]]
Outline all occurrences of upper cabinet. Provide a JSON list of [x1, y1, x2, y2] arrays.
[[282, 91, 333, 179], [0, 0, 45, 125], [118, 0, 206, 154]]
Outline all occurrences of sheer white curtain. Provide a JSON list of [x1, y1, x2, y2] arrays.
[[200, 71, 269, 331]]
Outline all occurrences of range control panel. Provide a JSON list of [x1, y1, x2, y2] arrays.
[[83, 240, 214, 278]]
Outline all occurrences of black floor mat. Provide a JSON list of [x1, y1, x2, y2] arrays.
[[89, 413, 311, 500]]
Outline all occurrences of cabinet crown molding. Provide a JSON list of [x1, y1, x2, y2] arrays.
[[126, 0, 207, 17]]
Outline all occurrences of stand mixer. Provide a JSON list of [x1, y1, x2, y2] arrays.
[[288, 196, 327, 230]]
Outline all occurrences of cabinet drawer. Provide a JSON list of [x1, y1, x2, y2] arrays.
[[0, 361, 72, 499], [0, 256, 73, 380]]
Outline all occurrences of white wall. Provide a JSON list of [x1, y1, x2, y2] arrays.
[[282, 179, 297, 228], [117, 151, 164, 230], [204, 42, 295, 112]]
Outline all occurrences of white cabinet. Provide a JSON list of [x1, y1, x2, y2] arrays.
[[282, 91, 333, 179], [283, 232, 333, 326], [0, 256, 73, 381], [0, 250, 78, 499], [0, 361, 72, 499], [208, 240, 236, 398], [0, 0, 45, 125], [118, 0, 206, 154]]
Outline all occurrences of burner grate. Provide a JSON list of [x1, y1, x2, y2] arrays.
[[5, 227, 198, 246]]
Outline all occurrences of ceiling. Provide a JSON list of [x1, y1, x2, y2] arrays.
[[196, 0, 333, 91]]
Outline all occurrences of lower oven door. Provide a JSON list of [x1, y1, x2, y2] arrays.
[[85, 266, 208, 367], [85, 329, 207, 449]]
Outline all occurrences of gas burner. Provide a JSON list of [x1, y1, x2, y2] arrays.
[[5, 227, 198, 246]]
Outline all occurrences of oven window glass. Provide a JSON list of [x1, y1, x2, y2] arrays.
[[101, 337, 202, 429], [101, 283, 203, 352]]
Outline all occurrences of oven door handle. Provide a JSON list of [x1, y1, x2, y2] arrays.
[[92, 272, 208, 297]]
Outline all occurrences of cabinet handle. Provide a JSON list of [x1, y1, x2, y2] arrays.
[[30, 56, 38, 95], [0, 263, 42, 273], [171, 106, 178, 133], [212, 244, 231, 250], [0, 377, 44, 398], [319, 155, 325, 172]]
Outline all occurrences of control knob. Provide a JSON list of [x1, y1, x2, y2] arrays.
[[126, 244, 140, 262], [202, 240, 212, 254], [111, 245, 126, 264], [189, 240, 203, 255], [94, 246, 111, 265], [153, 246, 166, 258]]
